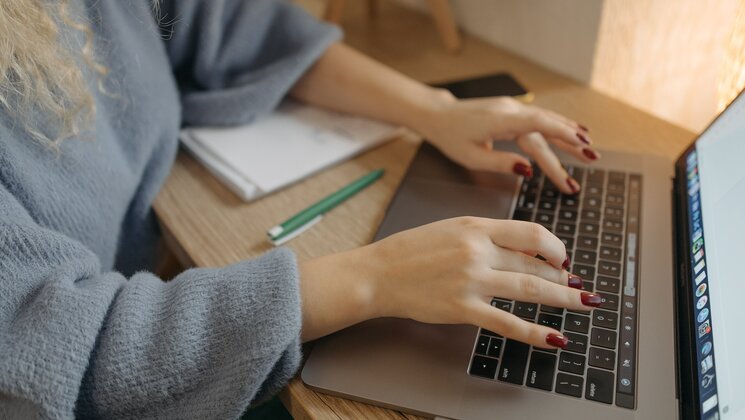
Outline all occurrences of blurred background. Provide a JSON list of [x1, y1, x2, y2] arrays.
[[296, 0, 745, 134]]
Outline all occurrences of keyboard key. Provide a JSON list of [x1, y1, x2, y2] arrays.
[[601, 232, 622, 246], [536, 212, 554, 225], [498, 340, 530, 384], [527, 351, 557, 391], [491, 299, 512, 312], [603, 219, 623, 232], [591, 328, 617, 349], [540, 305, 564, 315], [488, 337, 504, 357], [518, 199, 536, 211], [596, 276, 620, 293], [583, 196, 602, 209], [556, 373, 584, 398], [586, 368, 615, 404], [592, 309, 618, 330], [537, 313, 563, 330], [607, 182, 625, 194], [558, 351, 585, 376], [604, 206, 624, 219], [585, 184, 602, 196], [558, 209, 577, 221], [541, 188, 560, 199], [475, 335, 490, 355], [581, 209, 601, 221], [589, 347, 616, 370], [538, 200, 557, 211], [565, 313, 590, 333], [575, 250, 597, 265], [576, 236, 598, 250], [586, 168, 606, 185], [582, 281, 594, 292], [599, 246, 622, 262], [598, 261, 621, 277], [579, 222, 599, 236], [561, 196, 579, 208], [598, 293, 619, 311], [470, 355, 498, 379], [563, 332, 588, 354], [513, 301, 538, 320], [608, 171, 626, 183], [606, 194, 624, 206], [555, 223, 576, 236], [573, 264, 595, 280]]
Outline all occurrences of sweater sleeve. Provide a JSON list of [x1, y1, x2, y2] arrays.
[[157, 0, 342, 127], [0, 184, 302, 419]]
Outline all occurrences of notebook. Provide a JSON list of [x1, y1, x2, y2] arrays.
[[180, 100, 401, 201]]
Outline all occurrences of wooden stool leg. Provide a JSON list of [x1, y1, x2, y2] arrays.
[[323, 0, 347, 24], [426, 0, 461, 53]]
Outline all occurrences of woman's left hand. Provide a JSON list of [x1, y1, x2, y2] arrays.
[[412, 92, 601, 194]]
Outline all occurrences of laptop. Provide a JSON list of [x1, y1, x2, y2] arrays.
[[302, 76, 745, 420]]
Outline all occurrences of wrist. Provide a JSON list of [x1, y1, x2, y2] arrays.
[[405, 87, 456, 139]]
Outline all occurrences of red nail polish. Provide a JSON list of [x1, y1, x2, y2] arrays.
[[583, 148, 598, 160], [577, 133, 590, 145], [581, 292, 602, 307], [566, 177, 580, 194], [568, 274, 583, 289], [579, 124, 590, 133], [562, 255, 571, 270], [513, 162, 533, 178], [546, 333, 568, 348]]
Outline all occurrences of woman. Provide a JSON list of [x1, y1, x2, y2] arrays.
[[0, 1, 602, 418]]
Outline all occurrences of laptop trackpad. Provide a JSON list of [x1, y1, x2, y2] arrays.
[[374, 143, 519, 240]]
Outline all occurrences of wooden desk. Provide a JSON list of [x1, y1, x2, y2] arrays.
[[153, 3, 695, 419]]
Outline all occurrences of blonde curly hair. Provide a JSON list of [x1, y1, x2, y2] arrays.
[[0, 0, 108, 147]]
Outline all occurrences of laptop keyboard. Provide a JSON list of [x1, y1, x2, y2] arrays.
[[467, 165, 642, 409]]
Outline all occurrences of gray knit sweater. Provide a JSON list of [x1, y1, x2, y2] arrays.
[[0, 1, 340, 418]]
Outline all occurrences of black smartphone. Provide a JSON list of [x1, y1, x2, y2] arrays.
[[434, 73, 532, 102]]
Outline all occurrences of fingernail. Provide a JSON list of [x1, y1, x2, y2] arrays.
[[546, 333, 568, 348], [562, 255, 571, 270], [568, 274, 583, 289], [581, 292, 602, 307], [579, 124, 590, 133], [512, 162, 533, 178], [576, 132, 591, 145], [566, 177, 580, 194], [583, 148, 598, 160]]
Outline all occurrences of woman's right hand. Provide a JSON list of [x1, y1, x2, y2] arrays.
[[302, 216, 602, 348]]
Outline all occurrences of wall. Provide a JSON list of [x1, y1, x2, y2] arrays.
[[398, 0, 744, 133]]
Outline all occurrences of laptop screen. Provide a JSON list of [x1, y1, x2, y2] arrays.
[[682, 91, 745, 420]]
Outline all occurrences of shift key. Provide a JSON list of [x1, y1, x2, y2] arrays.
[[498, 340, 530, 384]]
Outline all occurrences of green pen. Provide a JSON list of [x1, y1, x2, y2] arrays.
[[267, 168, 385, 246]]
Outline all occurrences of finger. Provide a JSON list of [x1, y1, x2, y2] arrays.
[[542, 109, 592, 141], [483, 271, 601, 312], [491, 246, 575, 287], [461, 147, 532, 175], [547, 136, 602, 164], [470, 302, 567, 349], [485, 220, 567, 269], [503, 105, 586, 148], [517, 132, 579, 195]]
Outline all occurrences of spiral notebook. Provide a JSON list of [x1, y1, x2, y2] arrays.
[[180, 100, 401, 201]]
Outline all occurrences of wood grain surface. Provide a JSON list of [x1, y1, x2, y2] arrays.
[[153, 2, 695, 418]]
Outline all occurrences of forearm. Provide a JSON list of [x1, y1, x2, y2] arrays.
[[290, 42, 454, 135]]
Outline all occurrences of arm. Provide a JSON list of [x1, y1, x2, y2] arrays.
[[291, 43, 601, 194], [0, 184, 301, 418]]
